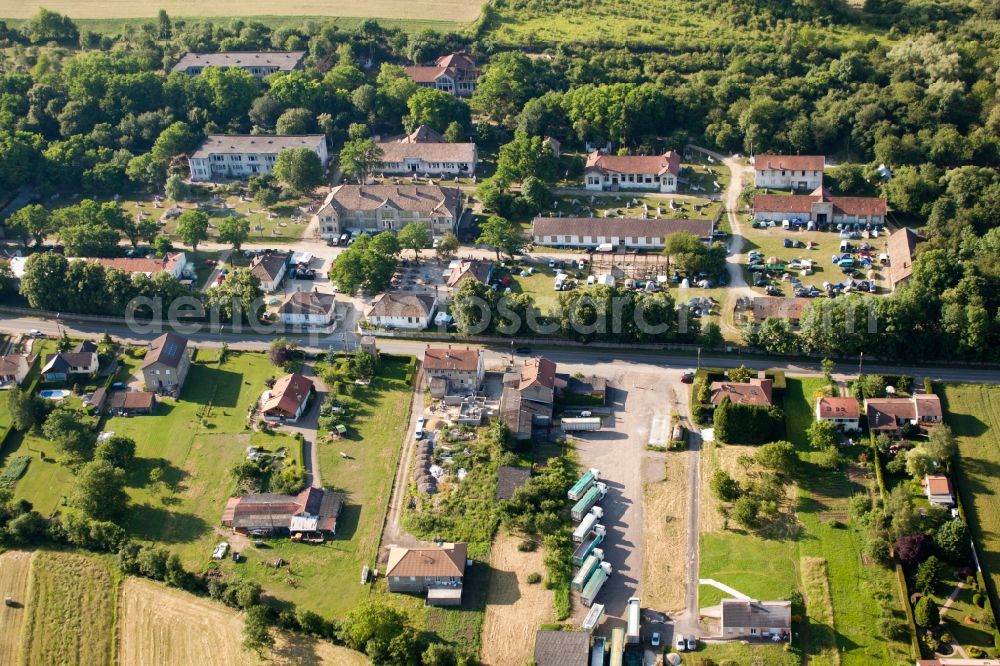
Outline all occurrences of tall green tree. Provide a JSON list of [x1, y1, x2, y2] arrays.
[[397, 221, 431, 259], [339, 139, 384, 183], [175, 210, 209, 251], [476, 215, 525, 260], [73, 459, 128, 523], [7, 204, 51, 247], [217, 216, 251, 252], [273, 148, 323, 194]]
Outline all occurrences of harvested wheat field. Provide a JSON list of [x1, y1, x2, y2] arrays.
[[641, 451, 690, 612], [119, 577, 368, 666], [480, 532, 554, 666], [20, 550, 116, 666], [0, 550, 32, 664]]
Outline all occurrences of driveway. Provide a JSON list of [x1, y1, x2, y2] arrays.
[[279, 361, 326, 488]]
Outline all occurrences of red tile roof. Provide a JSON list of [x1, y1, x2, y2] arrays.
[[520, 357, 557, 391], [816, 396, 860, 419], [710, 379, 773, 407], [584, 150, 680, 177], [754, 154, 825, 172], [924, 475, 953, 496], [386, 542, 467, 578], [423, 347, 480, 372], [886, 227, 921, 287], [90, 252, 184, 276], [753, 192, 886, 217], [262, 373, 313, 418]]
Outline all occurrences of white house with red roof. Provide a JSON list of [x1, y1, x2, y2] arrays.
[[815, 396, 861, 431], [583, 150, 680, 193], [261, 373, 314, 422], [753, 154, 825, 190]]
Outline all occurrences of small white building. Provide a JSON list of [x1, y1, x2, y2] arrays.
[[365, 292, 437, 330], [583, 150, 680, 193], [188, 134, 328, 182], [278, 291, 336, 328], [753, 155, 825, 190]]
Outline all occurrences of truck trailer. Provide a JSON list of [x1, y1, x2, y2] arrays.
[[567, 468, 599, 501], [609, 627, 625, 666], [626, 597, 641, 644], [581, 562, 612, 607], [571, 483, 608, 522], [582, 603, 605, 634], [572, 506, 605, 538], [562, 416, 603, 432], [572, 548, 605, 591], [572, 524, 606, 566]]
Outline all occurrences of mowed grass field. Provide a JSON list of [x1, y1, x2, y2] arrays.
[[118, 577, 368, 666], [3, 0, 482, 22], [939, 384, 1000, 619], [20, 550, 117, 666], [0, 551, 32, 665]]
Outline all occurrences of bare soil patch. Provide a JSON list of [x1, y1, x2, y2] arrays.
[[480, 532, 554, 666], [0, 550, 32, 664], [641, 452, 689, 612]]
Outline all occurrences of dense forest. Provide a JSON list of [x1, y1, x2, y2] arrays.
[[0, 1, 997, 358]]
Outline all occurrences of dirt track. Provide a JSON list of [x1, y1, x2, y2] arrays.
[[0, 550, 32, 664], [480, 532, 555, 666]]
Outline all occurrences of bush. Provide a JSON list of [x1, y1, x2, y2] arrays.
[[968, 646, 986, 658], [974, 593, 986, 607], [527, 572, 542, 584], [517, 540, 538, 552]]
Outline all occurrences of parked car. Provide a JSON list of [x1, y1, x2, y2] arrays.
[[675, 635, 687, 652], [686, 635, 697, 651], [415, 416, 426, 440], [651, 633, 661, 648], [515, 347, 532, 355], [28, 329, 45, 338], [681, 372, 695, 384]]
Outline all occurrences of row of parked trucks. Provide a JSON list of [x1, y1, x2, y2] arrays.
[[568, 469, 613, 608]]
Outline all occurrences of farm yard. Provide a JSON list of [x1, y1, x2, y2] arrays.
[[19, 551, 118, 666], [4, 0, 482, 23]]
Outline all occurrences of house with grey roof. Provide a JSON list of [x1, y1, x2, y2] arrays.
[[187, 134, 328, 181], [365, 292, 437, 330], [278, 290, 337, 327], [141, 332, 191, 394], [720, 599, 792, 642], [376, 125, 477, 176], [531, 216, 714, 250], [172, 51, 305, 78], [314, 184, 462, 239]]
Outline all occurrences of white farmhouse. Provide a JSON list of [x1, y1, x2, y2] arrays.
[[365, 292, 437, 330], [583, 150, 680, 193], [753, 154, 824, 190], [376, 126, 477, 176], [531, 217, 713, 251], [278, 291, 337, 328], [188, 134, 328, 182]]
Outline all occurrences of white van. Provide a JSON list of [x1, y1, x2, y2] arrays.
[[415, 416, 426, 440], [782, 219, 791, 230]]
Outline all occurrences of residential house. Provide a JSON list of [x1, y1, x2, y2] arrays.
[[923, 474, 955, 507], [710, 378, 774, 408], [518, 357, 558, 411], [533, 630, 589, 666], [385, 542, 467, 606], [583, 150, 680, 193], [365, 292, 437, 330], [250, 252, 289, 293], [376, 126, 477, 176], [720, 598, 792, 641], [222, 486, 342, 536], [0, 354, 31, 386], [187, 134, 328, 182], [531, 217, 714, 251], [261, 373, 314, 422], [815, 396, 861, 431], [753, 187, 886, 226], [278, 290, 336, 328], [107, 390, 156, 415], [446, 259, 493, 289], [885, 227, 921, 290], [90, 252, 187, 279], [41, 348, 98, 382], [423, 347, 484, 397], [172, 51, 305, 78], [865, 394, 942, 436], [405, 53, 479, 96], [141, 332, 191, 394], [496, 466, 531, 501], [753, 154, 825, 190], [314, 184, 462, 239], [751, 296, 811, 326]]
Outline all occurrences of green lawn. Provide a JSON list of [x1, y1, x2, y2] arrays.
[[699, 532, 799, 606], [690, 641, 800, 665], [784, 377, 913, 666], [940, 383, 1000, 629]]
